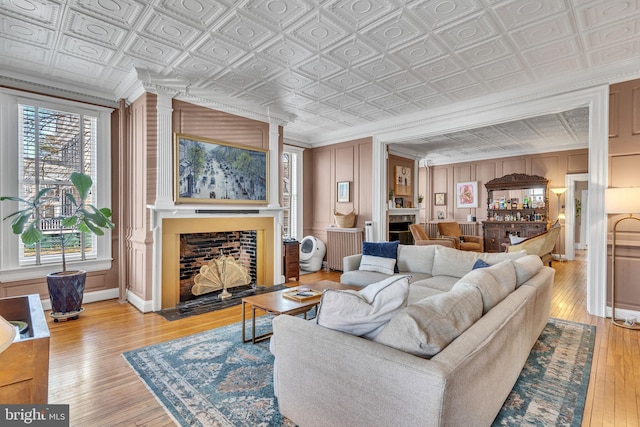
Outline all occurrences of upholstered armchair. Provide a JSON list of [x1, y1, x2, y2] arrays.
[[408, 224, 456, 248], [436, 222, 484, 252]]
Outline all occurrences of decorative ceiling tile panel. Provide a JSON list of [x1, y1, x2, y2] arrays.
[[435, 12, 501, 50], [0, 15, 54, 46], [52, 51, 107, 76], [244, 0, 311, 29], [139, 12, 203, 48], [520, 37, 581, 66], [583, 17, 640, 49], [1, 37, 50, 64], [290, 10, 348, 49], [576, 0, 640, 29], [587, 40, 640, 67], [509, 13, 575, 50], [192, 35, 246, 65], [324, 70, 368, 91], [260, 36, 315, 67], [473, 56, 525, 80], [66, 10, 128, 48], [158, 0, 231, 27], [456, 37, 513, 67], [327, 0, 400, 29], [0, 0, 61, 26], [413, 56, 464, 80], [389, 36, 447, 66], [326, 35, 378, 67], [214, 10, 276, 50], [362, 11, 424, 50], [74, 0, 145, 27], [59, 35, 116, 63], [378, 70, 424, 92], [493, 0, 567, 30], [125, 36, 182, 66], [174, 55, 224, 78], [409, 0, 481, 30]]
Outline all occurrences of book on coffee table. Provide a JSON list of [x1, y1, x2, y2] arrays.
[[282, 289, 323, 302]]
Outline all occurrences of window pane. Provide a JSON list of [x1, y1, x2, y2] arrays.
[[17, 103, 98, 265]]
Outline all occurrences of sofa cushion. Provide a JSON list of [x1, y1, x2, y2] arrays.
[[316, 275, 410, 339], [431, 246, 527, 278], [396, 245, 437, 275], [359, 255, 396, 275], [340, 270, 389, 288], [453, 261, 517, 314], [513, 255, 544, 287], [362, 241, 400, 273], [509, 234, 527, 244], [374, 285, 483, 358]]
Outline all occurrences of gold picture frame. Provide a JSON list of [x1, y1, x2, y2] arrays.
[[395, 165, 411, 196], [174, 134, 268, 204]]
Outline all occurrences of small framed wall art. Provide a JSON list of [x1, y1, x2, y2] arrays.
[[434, 193, 446, 206], [337, 181, 350, 203], [456, 181, 478, 208]]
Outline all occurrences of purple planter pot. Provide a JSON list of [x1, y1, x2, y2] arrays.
[[46, 270, 86, 315]]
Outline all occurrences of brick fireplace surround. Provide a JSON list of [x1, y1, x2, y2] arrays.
[[160, 215, 275, 309]]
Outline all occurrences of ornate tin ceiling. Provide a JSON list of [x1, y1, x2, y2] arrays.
[[0, 0, 638, 161]]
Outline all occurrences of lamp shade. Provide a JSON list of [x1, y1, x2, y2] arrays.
[[550, 187, 567, 196], [0, 315, 16, 354], [605, 188, 640, 214]]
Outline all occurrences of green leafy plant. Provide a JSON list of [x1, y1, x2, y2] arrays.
[[389, 188, 394, 200], [417, 194, 424, 203], [1, 172, 114, 272]]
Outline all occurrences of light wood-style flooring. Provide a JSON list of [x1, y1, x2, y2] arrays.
[[46, 252, 639, 426]]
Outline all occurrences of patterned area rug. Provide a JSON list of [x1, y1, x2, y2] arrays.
[[123, 317, 594, 427]]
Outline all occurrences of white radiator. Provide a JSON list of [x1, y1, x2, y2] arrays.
[[326, 228, 364, 271]]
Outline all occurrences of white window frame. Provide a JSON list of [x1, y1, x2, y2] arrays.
[[283, 145, 303, 240], [0, 89, 113, 281]]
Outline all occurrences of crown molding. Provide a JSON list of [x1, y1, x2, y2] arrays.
[[0, 69, 118, 108]]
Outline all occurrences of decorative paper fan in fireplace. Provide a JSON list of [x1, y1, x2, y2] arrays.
[[192, 254, 251, 299]]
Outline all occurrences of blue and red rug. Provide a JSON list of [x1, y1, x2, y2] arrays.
[[123, 317, 594, 427]]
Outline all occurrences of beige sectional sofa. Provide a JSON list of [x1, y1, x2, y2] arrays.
[[271, 245, 555, 427]]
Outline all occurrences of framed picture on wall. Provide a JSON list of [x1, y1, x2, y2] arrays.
[[337, 181, 350, 202], [174, 134, 269, 204], [456, 181, 478, 208], [394, 165, 412, 196], [434, 193, 446, 206]]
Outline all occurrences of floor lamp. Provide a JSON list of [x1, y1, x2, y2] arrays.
[[605, 187, 640, 330], [550, 188, 567, 261]]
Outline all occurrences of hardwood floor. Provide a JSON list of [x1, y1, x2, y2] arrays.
[[45, 256, 638, 426]]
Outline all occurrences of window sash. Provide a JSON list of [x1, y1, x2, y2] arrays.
[[17, 103, 98, 266]]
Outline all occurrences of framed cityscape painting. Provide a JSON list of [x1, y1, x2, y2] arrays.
[[174, 134, 268, 204]]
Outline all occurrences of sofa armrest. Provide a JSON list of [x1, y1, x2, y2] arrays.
[[343, 254, 362, 272], [272, 315, 447, 427]]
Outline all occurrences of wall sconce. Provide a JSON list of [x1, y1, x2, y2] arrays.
[[605, 187, 640, 330]]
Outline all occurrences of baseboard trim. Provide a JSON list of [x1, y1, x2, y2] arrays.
[[41, 288, 119, 311], [126, 290, 154, 313]]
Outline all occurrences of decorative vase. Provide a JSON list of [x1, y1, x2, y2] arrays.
[[47, 270, 86, 317], [389, 200, 395, 209]]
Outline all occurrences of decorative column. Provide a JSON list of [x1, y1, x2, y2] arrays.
[[154, 90, 175, 208]]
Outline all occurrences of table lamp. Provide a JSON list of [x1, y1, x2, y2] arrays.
[[605, 187, 640, 330], [0, 314, 16, 353]]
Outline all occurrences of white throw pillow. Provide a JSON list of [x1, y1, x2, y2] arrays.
[[316, 275, 410, 339], [359, 254, 396, 275], [374, 285, 483, 358], [509, 234, 527, 244]]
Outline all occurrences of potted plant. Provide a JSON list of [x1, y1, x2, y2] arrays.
[[417, 194, 424, 207], [1, 172, 114, 321]]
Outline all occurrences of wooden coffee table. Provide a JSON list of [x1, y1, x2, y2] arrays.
[[241, 280, 359, 343]]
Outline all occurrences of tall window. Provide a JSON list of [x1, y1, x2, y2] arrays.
[[18, 103, 98, 265], [282, 148, 301, 239]]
